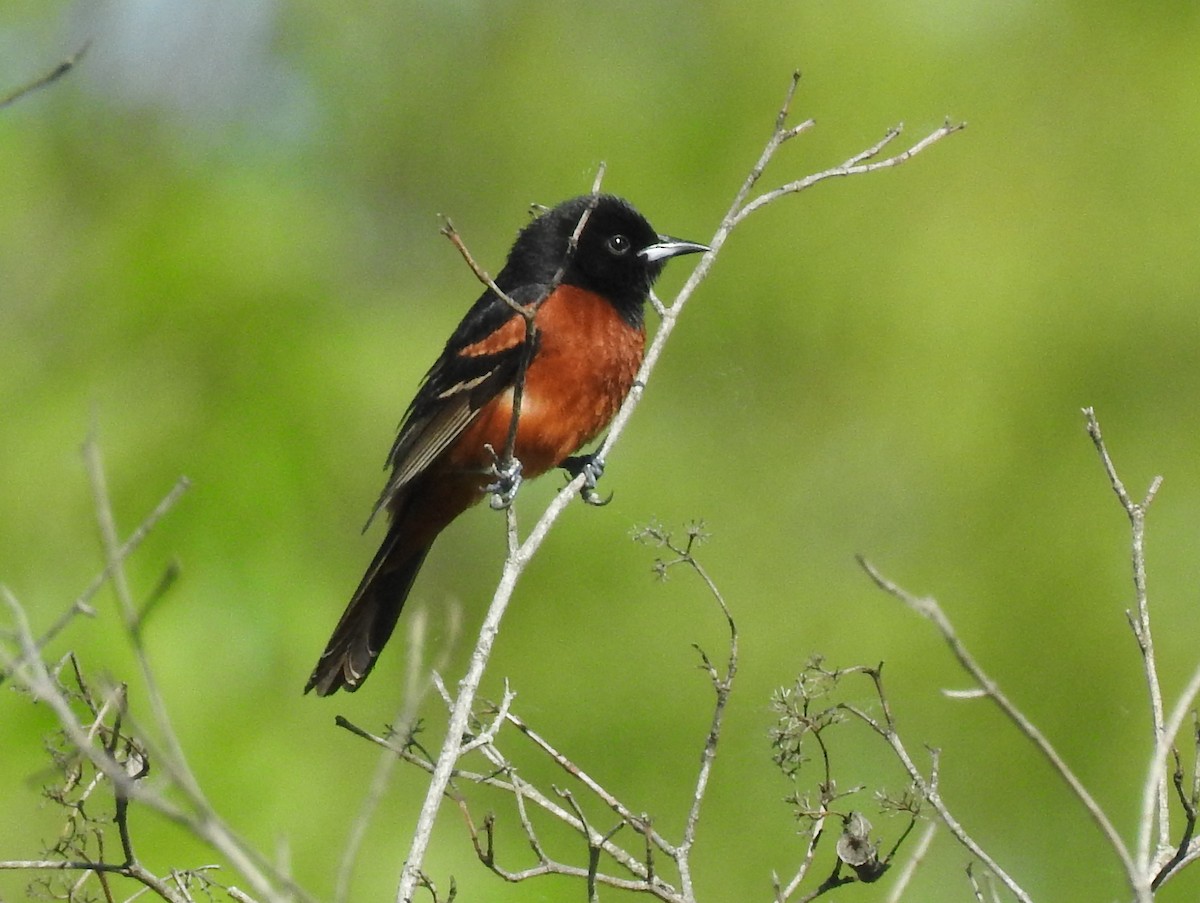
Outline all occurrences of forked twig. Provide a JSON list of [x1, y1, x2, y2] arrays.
[[855, 409, 1200, 902], [1082, 407, 1171, 872], [857, 557, 1115, 901], [9, 436, 314, 903]]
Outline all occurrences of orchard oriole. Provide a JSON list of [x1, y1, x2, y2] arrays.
[[306, 194, 707, 695]]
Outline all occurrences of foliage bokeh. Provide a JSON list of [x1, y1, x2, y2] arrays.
[[4, 1, 1200, 900]]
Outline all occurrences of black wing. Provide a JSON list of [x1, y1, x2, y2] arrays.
[[364, 284, 546, 526]]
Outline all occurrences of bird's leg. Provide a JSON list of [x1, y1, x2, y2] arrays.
[[483, 445, 524, 509], [561, 452, 611, 507]]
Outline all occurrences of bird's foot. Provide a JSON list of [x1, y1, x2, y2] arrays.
[[561, 453, 611, 506], [484, 446, 524, 509]]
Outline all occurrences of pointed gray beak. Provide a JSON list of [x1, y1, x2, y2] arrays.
[[638, 235, 710, 263]]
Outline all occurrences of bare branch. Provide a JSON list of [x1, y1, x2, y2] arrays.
[[1143, 661, 1200, 891], [335, 606, 459, 902], [0, 40, 90, 111], [856, 563, 1098, 902], [439, 220, 522, 315], [0, 475, 190, 688], [1083, 407, 1170, 862], [653, 526, 738, 901], [883, 823, 938, 903], [731, 119, 964, 227], [503, 710, 676, 855]]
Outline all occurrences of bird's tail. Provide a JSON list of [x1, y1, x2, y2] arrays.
[[305, 530, 430, 696]]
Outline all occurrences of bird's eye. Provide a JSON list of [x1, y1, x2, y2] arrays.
[[604, 234, 631, 257]]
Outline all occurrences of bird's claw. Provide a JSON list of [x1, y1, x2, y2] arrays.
[[562, 454, 612, 507], [485, 447, 523, 509]]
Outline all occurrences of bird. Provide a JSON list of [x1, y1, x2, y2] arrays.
[[305, 194, 708, 696]]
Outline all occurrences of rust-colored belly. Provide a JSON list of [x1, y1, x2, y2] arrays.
[[449, 285, 645, 478]]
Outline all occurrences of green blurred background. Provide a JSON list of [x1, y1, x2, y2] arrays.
[[4, 1, 1200, 900]]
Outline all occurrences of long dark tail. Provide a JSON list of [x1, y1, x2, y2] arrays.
[[305, 530, 430, 696]]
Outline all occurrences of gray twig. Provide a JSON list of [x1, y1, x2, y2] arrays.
[[0, 40, 90, 111]]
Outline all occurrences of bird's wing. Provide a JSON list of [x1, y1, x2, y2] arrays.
[[364, 286, 545, 526]]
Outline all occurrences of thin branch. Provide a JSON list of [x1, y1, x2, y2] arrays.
[[965, 863, 987, 903], [674, 539, 738, 900], [408, 528, 738, 900], [82, 437, 199, 792], [1083, 407, 1170, 865], [883, 822, 938, 903], [2, 586, 300, 903], [0, 858, 192, 903], [1144, 660, 1200, 891], [0, 474, 190, 688], [396, 626, 683, 899], [2, 587, 185, 813], [396, 181, 616, 902], [503, 711, 677, 856], [82, 441, 269, 875], [858, 558, 1127, 899], [457, 707, 681, 897], [830, 666, 1024, 900], [587, 99, 959, 484], [1154, 716, 1200, 885], [439, 221, 522, 314], [0, 40, 90, 111], [732, 119, 965, 227], [852, 410, 1200, 900], [75, 436, 310, 903], [335, 606, 458, 902], [864, 562, 1105, 814], [773, 805, 833, 902]]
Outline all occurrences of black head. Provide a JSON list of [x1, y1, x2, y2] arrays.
[[498, 195, 708, 325]]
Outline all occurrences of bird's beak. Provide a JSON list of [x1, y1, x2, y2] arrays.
[[638, 235, 710, 263]]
